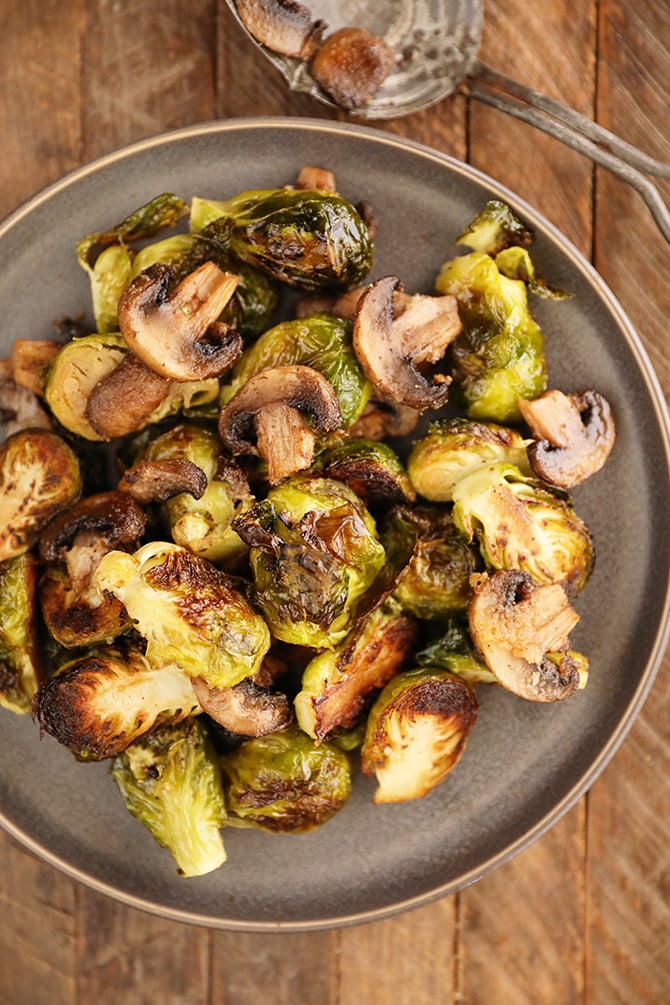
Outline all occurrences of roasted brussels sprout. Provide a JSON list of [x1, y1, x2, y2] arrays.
[[221, 313, 370, 428], [435, 251, 548, 422], [92, 541, 271, 688], [111, 716, 227, 876], [138, 422, 253, 565], [33, 644, 200, 759], [220, 725, 351, 832], [456, 199, 532, 255], [451, 462, 594, 593], [391, 505, 479, 619], [414, 617, 496, 685], [233, 476, 386, 648], [0, 429, 81, 562], [190, 188, 373, 289], [468, 570, 587, 701], [294, 603, 417, 740], [318, 437, 416, 507], [407, 417, 532, 502], [0, 554, 43, 713], [361, 668, 479, 803]]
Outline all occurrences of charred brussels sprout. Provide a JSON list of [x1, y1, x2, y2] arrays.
[[407, 417, 532, 502], [32, 644, 199, 759], [190, 188, 373, 289], [0, 429, 81, 561], [139, 422, 253, 565], [295, 603, 417, 740], [414, 617, 496, 685], [0, 554, 43, 713], [92, 541, 271, 688], [318, 437, 416, 507], [452, 462, 594, 593], [391, 505, 479, 619], [361, 668, 479, 803], [233, 476, 386, 649], [222, 313, 370, 428], [435, 251, 548, 422], [456, 199, 532, 255], [111, 716, 227, 876], [221, 725, 351, 832]]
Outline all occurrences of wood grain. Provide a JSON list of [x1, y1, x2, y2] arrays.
[[0, 0, 668, 1002]]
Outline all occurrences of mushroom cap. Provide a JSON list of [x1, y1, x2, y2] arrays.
[[352, 275, 457, 412], [118, 261, 243, 382], [234, 0, 326, 59], [468, 569, 581, 702], [519, 388, 616, 488], [39, 491, 146, 563], [118, 458, 208, 505], [191, 675, 293, 737]]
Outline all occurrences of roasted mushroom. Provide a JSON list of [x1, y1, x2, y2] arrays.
[[468, 570, 585, 702], [218, 364, 342, 484], [0, 377, 53, 437], [190, 675, 293, 737], [234, 0, 326, 58], [86, 354, 171, 440], [11, 339, 62, 396], [118, 457, 208, 505], [117, 262, 243, 382], [352, 276, 460, 412], [518, 388, 616, 488], [310, 27, 396, 110]]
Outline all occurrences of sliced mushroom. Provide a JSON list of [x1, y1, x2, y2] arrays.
[[310, 27, 396, 110], [468, 569, 582, 703], [296, 165, 337, 191], [518, 388, 616, 488], [0, 378, 53, 436], [191, 675, 293, 736], [118, 457, 208, 505], [218, 364, 342, 484], [86, 353, 171, 440], [353, 276, 460, 411], [117, 262, 243, 382], [235, 0, 326, 58], [39, 491, 146, 569], [347, 398, 421, 441]]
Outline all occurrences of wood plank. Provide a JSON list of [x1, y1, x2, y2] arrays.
[[457, 2, 597, 1001], [587, 2, 670, 1002], [0, 831, 76, 1005]]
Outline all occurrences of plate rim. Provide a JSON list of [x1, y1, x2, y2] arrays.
[[2, 116, 670, 931]]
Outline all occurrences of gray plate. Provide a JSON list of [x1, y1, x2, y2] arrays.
[[1, 118, 669, 932]]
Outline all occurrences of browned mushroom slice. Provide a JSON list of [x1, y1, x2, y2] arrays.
[[310, 27, 396, 110], [218, 364, 342, 484], [86, 353, 171, 440], [235, 0, 326, 58], [191, 675, 293, 737], [353, 276, 460, 412], [347, 398, 421, 441], [39, 491, 146, 569], [117, 261, 243, 382], [11, 339, 61, 396], [0, 378, 53, 436], [518, 388, 616, 488], [118, 457, 208, 505], [468, 569, 582, 703], [296, 165, 337, 191]]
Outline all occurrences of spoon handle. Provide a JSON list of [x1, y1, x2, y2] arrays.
[[467, 60, 670, 243]]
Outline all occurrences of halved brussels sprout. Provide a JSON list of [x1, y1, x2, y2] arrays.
[[33, 643, 200, 760], [220, 725, 351, 833], [92, 541, 271, 688], [407, 417, 532, 503], [190, 188, 373, 289], [318, 437, 415, 508], [451, 462, 594, 594], [111, 716, 227, 876], [0, 429, 81, 561], [361, 668, 479, 803], [0, 554, 43, 714], [294, 603, 417, 740], [414, 617, 496, 685], [456, 199, 532, 255]]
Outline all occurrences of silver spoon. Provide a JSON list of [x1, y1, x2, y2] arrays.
[[225, 0, 670, 243]]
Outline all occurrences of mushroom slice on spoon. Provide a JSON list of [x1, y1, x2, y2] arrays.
[[468, 569, 583, 702], [218, 364, 342, 484], [118, 261, 243, 382]]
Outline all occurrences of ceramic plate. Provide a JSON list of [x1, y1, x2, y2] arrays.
[[1, 119, 669, 931]]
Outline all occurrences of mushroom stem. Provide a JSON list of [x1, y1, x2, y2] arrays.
[[254, 401, 316, 485]]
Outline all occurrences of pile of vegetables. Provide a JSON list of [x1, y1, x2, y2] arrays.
[[0, 166, 615, 877]]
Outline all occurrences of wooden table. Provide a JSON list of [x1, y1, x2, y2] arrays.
[[0, 2, 668, 1002]]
